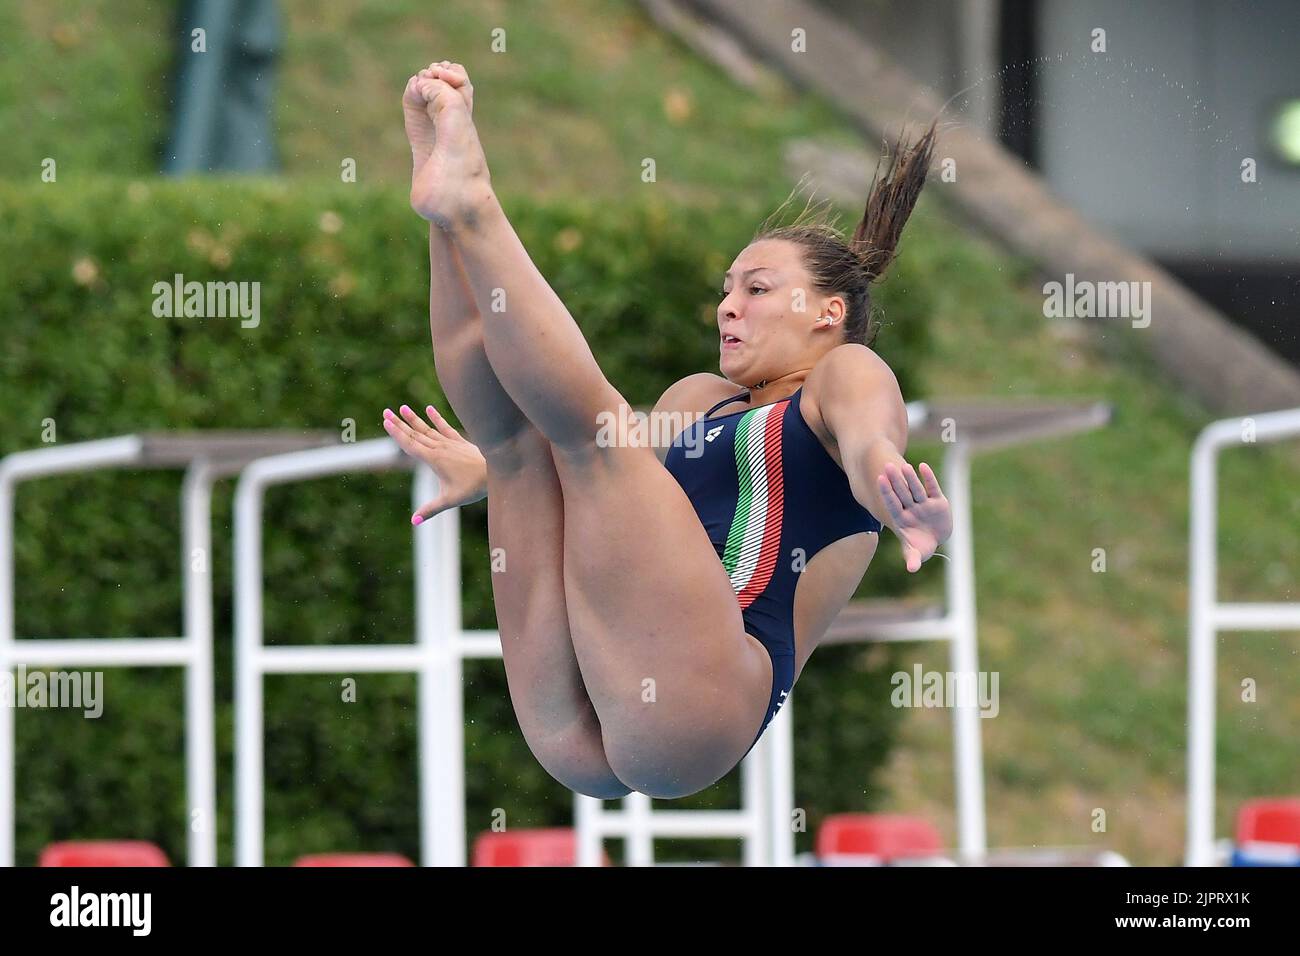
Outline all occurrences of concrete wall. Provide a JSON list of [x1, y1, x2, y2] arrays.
[[817, 0, 1001, 137], [817, 0, 1300, 262], [1037, 0, 1300, 260]]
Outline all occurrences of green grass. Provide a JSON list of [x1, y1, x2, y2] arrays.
[[1, 0, 852, 203], [0, 0, 171, 178], [3, 0, 1298, 866]]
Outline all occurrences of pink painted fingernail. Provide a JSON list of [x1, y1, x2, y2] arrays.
[[400, 404, 412, 415], [411, 514, 424, 526]]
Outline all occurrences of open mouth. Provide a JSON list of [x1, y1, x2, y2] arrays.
[[721, 334, 742, 347]]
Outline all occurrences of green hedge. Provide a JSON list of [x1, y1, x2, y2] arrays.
[[0, 178, 932, 864]]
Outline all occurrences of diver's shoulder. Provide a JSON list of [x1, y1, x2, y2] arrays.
[[803, 344, 902, 429], [808, 343, 892, 383]]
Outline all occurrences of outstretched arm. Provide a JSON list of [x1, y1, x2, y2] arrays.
[[811, 345, 953, 573]]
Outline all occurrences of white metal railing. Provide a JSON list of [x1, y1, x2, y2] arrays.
[[232, 438, 496, 866], [1186, 407, 1300, 867], [0, 437, 220, 867]]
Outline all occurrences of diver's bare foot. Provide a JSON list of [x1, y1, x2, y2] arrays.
[[402, 61, 492, 230], [402, 60, 474, 169]]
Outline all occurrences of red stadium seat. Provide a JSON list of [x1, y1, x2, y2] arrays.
[[293, 853, 415, 867], [472, 828, 610, 866], [39, 840, 171, 867], [1235, 798, 1300, 848], [816, 814, 944, 863]]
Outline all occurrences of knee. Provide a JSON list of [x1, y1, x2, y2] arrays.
[[478, 423, 551, 475], [548, 387, 647, 460]]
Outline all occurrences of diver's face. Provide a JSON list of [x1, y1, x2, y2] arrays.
[[717, 239, 819, 386]]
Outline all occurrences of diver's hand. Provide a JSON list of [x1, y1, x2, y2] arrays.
[[877, 460, 952, 573], [382, 403, 487, 523]]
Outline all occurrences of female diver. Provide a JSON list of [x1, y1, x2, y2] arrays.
[[381, 61, 953, 800]]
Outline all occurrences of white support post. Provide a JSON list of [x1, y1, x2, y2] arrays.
[[741, 734, 768, 868], [626, 793, 654, 867], [575, 789, 603, 867], [944, 442, 988, 860], [182, 461, 220, 867], [764, 698, 795, 866], [414, 464, 467, 867]]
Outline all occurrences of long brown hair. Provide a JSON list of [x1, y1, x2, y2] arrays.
[[754, 118, 937, 348]]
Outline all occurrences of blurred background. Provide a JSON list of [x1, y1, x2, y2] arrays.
[[0, 0, 1297, 867]]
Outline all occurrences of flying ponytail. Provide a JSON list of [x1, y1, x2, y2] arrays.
[[755, 117, 938, 347]]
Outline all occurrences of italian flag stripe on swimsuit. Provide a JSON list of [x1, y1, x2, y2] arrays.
[[722, 401, 788, 609]]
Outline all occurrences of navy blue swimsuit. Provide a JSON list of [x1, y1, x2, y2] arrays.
[[663, 386, 882, 755]]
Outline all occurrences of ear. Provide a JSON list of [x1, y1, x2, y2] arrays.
[[814, 296, 848, 329]]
